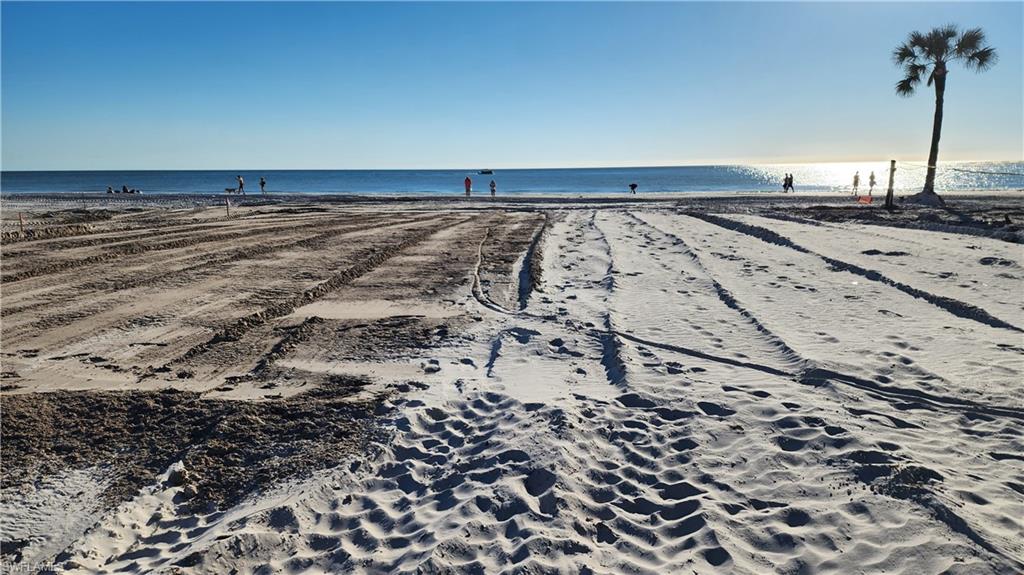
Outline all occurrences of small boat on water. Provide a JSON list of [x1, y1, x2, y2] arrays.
[[478, 169, 494, 175]]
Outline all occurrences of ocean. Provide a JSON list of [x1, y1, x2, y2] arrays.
[[1, 162, 1022, 196]]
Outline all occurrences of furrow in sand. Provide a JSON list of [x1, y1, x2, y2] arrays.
[[624, 211, 804, 366], [2, 217, 462, 391], [589, 211, 629, 388], [475, 210, 626, 402], [235, 215, 519, 386], [1, 215, 353, 284], [48, 214, 426, 294], [627, 211, 1024, 423], [732, 213, 1024, 326], [593, 318, 1024, 423], [761, 208, 1024, 244], [688, 212, 1023, 333], [471, 227, 514, 315], [0, 208, 140, 245], [517, 213, 549, 310], [471, 210, 622, 388], [46, 210, 341, 254], [644, 211, 1022, 405], [472, 211, 548, 314], [0, 216, 437, 345], [798, 366, 1024, 422], [246, 316, 328, 378], [583, 212, 1024, 571], [0, 215, 406, 320], [1, 212, 329, 255], [608, 329, 791, 377], [159, 217, 470, 371]]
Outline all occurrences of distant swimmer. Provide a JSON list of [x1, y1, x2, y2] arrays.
[[490, 180, 496, 197], [237, 175, 245, 195], [869, 171, 876, 194], [259, 176, 266, 194], [464, 176, 472, 197], [629, 182, 638, 195], [852, 171, 860, 194]]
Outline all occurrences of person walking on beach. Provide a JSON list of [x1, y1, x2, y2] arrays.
[[868, 171, 876, 195], [464, 176, 472, 197], [259, 176, 266, 194], [629, 183, 638, 195], [490, 180, 496, 197], [852, 171, 860, 195], [788, 174, 795, 192], [237, 175, 245, 195]]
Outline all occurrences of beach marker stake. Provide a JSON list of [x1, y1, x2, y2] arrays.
[[885, 160, 896, 210], [19, 213, 25, 234]]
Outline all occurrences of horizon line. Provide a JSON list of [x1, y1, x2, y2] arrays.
[[3, 158, 1021, 173]]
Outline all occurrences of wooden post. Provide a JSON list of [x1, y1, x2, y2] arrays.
[[225, 197, 230, 217], [884, 160, 896, 211], [18, 213, 25, 234]]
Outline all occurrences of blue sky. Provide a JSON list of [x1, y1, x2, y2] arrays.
[[2, 1, 1021, 170]]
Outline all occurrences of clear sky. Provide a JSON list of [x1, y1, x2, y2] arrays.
[[2, 1, 1021, 170]]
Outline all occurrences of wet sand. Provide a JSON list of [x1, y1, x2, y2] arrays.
[[1, 193, 1022, 573]]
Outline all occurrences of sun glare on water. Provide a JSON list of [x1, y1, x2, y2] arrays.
[[741, 161, 1023, 193]]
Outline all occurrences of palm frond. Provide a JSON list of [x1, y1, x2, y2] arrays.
[[955, 27, 986, 58], [905, 62, 929, 82], [893, 25, 996, 96], [893, 43, 919, 66], [908, 30, 928, 50], [896, 76, 919, 97], [925, 27, 954, 60], [965, 46, 998, 71]]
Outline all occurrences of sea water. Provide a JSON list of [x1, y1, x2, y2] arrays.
[[2, 162, 1021, 195]]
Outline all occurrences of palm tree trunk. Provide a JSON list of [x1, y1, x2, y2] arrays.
[[923, 65, 946, 195]]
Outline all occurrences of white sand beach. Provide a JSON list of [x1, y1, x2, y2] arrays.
[[1, 194, 1022, 573]]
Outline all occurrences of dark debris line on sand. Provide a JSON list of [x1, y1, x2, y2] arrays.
[[0, 375, 388, 512]]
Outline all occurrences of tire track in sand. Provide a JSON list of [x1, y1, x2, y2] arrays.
[[688, 212, 1022, 333], [602, 212, 1024, 572], [626, 211, 1024, 423], [613, 211, 803, 375]]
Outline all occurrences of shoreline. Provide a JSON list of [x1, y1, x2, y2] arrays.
[[3, 188, 1023, 205]]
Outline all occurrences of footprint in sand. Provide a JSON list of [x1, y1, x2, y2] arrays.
[[698, 401, 736, 417]]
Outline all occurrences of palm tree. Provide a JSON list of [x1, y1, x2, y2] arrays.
[[893, 25, 997, 205]]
